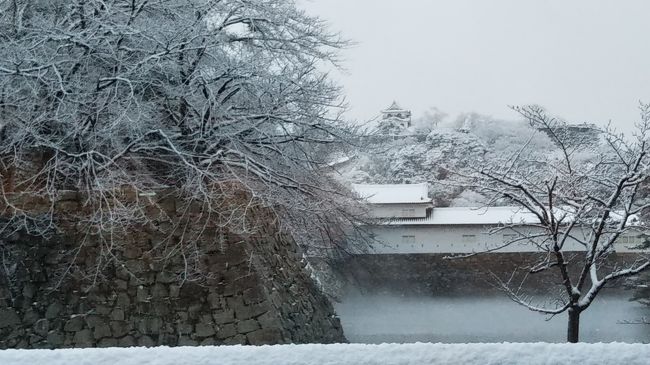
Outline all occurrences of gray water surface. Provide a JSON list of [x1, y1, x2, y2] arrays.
[[335, 293, 650, 343]]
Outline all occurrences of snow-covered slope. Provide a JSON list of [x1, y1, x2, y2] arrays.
[[2, 343, 650, 365]]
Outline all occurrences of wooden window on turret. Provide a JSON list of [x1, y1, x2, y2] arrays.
[[402, 208, 416, 217], [503, 233, 518, 244], [402, 235, 416, 244], [462, 234, 476, 243]]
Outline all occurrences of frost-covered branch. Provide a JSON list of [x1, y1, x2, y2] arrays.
[[0, 0, 361, 283]]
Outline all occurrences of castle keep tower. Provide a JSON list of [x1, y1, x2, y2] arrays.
[[381, 101, 412, 129]]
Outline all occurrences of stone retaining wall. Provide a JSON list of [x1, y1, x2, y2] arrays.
[[338, 252, 639, 296], [0, 191, 345, 348]]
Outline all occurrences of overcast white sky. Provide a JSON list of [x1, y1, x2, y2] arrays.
[[300, 0, 650, 132]]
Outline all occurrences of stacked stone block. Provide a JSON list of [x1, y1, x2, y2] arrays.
[[0, 191, 345, 348]]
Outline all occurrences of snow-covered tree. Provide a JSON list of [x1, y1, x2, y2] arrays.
[[410, 107, 447, 135], [460, 104, 650, 343], [0, 0, 362, 278]]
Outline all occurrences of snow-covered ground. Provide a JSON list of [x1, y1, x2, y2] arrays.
[[3, 343, 650, 365]]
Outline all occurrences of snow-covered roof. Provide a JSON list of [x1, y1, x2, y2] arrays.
[[326, 154, 354, 167], [382, 101, 409, 113], [352, 183, 431, 204], [386, 206, 538, 225]]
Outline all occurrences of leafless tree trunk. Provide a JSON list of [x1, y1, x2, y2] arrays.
[[567, 307, 580, 343]]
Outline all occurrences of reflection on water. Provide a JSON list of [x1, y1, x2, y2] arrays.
[[335, 292, 650, 343]]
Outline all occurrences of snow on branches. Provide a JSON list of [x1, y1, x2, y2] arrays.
[[459, 104, 650, 342], [0, 0, 361, 280]]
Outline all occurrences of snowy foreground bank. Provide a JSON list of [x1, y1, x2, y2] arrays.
[[2, 343, 650, 365]]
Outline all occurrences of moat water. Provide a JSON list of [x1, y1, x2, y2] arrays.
[[335, 291, 650, 343]]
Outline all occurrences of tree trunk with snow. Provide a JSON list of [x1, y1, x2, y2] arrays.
[[567, 307, 581, 343]]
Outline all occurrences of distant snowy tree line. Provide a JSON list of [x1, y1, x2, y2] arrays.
[[333, 109, 564, 206]]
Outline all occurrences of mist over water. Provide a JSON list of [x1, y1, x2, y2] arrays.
[[335, 292, 650, 343]]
